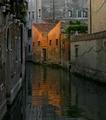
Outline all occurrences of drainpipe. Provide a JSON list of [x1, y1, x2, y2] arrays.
[[89, 0, 92, 33], [52, 0, 55, 22]]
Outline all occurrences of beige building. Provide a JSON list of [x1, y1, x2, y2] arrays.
[[88, 0, 106, 33]]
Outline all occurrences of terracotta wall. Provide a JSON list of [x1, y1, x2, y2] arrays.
[[32, 26, 43, 62], [47, 22, 61, 64], [32, 22, 62, 64]]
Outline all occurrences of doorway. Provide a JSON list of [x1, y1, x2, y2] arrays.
[[42, 48, 46, 62]]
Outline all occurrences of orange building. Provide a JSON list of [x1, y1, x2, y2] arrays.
[[32, 21, 61, 64], [60, 33, 71, 68]]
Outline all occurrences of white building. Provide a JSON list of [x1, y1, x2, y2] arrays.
[[27, 0, 42, 58], [27, 0, 42, 28], [42, 0, 88, 22]]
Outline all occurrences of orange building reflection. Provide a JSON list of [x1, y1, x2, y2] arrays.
[[32, 80, 61, 107], [32, 67, 62, 115]]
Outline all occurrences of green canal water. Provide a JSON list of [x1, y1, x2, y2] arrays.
[[3, 63, 106, 120]]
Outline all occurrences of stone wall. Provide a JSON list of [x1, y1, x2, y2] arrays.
[[5, 23, 25, 104], [0, 22, 25, 120], [71, 31, 106, 82], [0, 30, 7, 120], [0, 1, 26, 119]]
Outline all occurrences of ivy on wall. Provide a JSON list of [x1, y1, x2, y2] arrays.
[[9, 0, 28, 24]]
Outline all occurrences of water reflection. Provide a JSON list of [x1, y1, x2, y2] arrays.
[[32, 65, 106, 120], [32, 66, 62, 119], [70, 76, 106, 120], [3, 64, 106, 120], [3, 63, 33, 120]]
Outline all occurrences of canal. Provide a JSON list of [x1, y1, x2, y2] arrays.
[[3, 63, 106, 120]]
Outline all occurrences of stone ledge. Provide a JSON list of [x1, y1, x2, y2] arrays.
[[71, 31, 106, 42]]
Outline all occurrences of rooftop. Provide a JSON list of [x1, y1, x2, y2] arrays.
[[33, 23, 54, 33]]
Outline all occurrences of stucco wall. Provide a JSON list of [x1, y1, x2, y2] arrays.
[[47, 22, 61, 64], [32, 26, 47, 62], [32, 22, 61, 64], [71, 32, 106, 81], [88, 0, 106, 33], [71, 39, 97, 69]]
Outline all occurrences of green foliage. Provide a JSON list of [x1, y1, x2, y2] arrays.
[[10, 1, 28, 24], [65, 20, 88, 34], [17, 2, 28, 24]]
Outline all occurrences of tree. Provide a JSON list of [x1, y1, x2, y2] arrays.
[[10, 0, 28, 24]]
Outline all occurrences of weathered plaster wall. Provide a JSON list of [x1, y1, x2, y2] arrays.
[[88, 0, 106, 33]]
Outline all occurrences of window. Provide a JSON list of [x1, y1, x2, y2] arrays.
[[28, 29, 31, 38], [7, 29, 9, 49], [29, 45, 31, 52], [103, 41, 106, 47], [29, 12, 30, 20], [38, 41, 40, 46], [49, 40, 52, 46], [68, 10, 72, 17], [75, 45, 79, 58], [33, 42, 35, 47], [32, 11, 34, 19], [38, 9, 41, 17], [78, 11, 81, 18], [83, 11, 88, 17], [56, 39, 58, 46]]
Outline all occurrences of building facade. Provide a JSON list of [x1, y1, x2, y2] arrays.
[[27, 0, 42, 27], [0, 0, 27, 119], [88, 0, 106, 33], [0, 28, 7, 120], [42, 0, 88, 22], [0, 0, 8, 119], [27, 0, 42, 59], [32, 21, 61, 64], [70, 32, 106, 82]]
